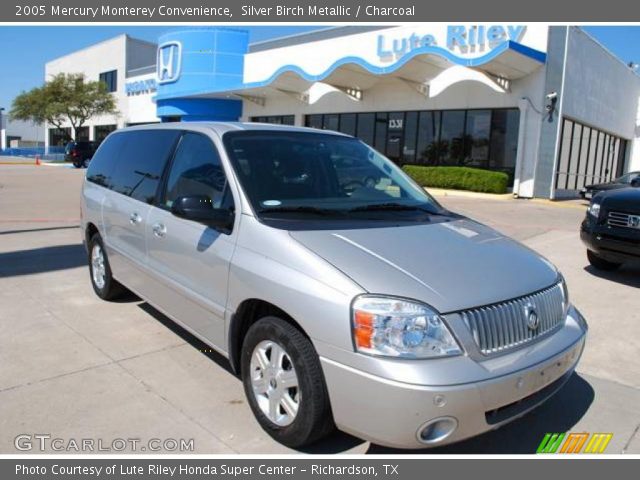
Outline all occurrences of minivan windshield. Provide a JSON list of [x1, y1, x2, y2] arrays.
[[223, 130, 443, 222]]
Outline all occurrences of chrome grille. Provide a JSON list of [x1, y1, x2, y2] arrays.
[[461, 284, 565, 355], [608, 211, 639, 229]]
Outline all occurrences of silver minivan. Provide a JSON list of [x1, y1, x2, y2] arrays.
[[81, 122, 587, 449]]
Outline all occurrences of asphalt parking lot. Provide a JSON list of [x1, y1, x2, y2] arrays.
[[1, 163, 639, 454]]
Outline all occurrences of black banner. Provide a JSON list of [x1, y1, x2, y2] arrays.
[[4, 459, 639, 480], [3, 0, 640, 22]]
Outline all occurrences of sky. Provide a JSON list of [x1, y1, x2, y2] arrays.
[[0, 25, 639, 112], [0, 26, 325, 110]]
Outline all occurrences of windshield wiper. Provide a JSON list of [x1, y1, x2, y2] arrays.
[[257, 206, 345, 216], [348, 203, 440, 214]]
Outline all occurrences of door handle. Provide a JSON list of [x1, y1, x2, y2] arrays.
[[129, 212, 142, 225], [152, 222, 167, 238]]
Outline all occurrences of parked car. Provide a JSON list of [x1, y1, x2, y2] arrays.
[[81, 123, 587, 449], [581, 187, 640, 270], [579, 171, 640, 199], [331, 149, 382, 191], [65, 140, 98, 168]]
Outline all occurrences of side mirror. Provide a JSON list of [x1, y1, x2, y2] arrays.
[[631, 177, 640, 188], [170, 195, 233, 230]]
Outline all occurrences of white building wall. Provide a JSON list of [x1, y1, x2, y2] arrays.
[[562, 27, 639, 139], [44, 35, 158, 146], [125, 73, 160, 125], [633, 105, 640, 172], [5, 119, 45, 144], [562, 27, 640, 173], [45, 35, 128, 145]]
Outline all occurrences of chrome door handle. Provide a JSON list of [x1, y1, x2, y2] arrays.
[[152, 223, 166, 238], [129, 212, 142, 225]]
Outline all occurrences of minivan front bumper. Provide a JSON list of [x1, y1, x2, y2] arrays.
[[320, 318, 586, 449]]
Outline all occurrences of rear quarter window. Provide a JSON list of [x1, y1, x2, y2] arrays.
[[106, 130, 181, 203], [86, 133, 126, 188]]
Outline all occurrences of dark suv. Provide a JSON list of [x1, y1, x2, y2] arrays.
[[581, 187, 640, 270], [64, 141, 98, 168]]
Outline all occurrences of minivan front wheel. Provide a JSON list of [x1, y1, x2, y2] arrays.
[[241, 316, 334, 448], [88, 234, 125, 300]]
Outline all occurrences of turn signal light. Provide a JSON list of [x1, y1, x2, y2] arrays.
[[353, 310, 374, 349]]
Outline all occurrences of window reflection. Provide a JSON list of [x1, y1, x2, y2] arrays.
[[304, 108, 521, 186]]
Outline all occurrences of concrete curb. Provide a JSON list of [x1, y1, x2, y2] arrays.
[[0, 161, 40, 165], [426, 187, 513, 201], [426, 187, 588, 211], [529, 198, 589, 210]]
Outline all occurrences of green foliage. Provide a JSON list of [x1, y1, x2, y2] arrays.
[[402, 165, 509, 194], [10, 73, 118, 139]]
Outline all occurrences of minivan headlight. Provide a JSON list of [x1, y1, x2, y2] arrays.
[[588, 200, 601, 218], [351, 296, 462, 358]]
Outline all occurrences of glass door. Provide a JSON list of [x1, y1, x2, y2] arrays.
[[386, 112, 405, 163]]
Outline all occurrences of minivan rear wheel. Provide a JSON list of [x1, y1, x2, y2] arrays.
[[241, 316, 334, 448], [88, 233, 126, 300], [587, 249, 622, 271]]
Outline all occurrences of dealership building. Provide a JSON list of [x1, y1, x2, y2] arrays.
[[44, 25, 640, 198]]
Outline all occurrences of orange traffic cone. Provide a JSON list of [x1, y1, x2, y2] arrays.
[[35, 155, 41, 166]]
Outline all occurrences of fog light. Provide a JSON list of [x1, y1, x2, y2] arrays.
[[416, 416, 458, 444]]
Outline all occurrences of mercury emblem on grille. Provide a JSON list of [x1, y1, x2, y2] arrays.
[[524, 303, 540, 330]]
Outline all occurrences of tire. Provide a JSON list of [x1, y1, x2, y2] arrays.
[[73, 161, 82, 168], [587, 250, 622, 271], [88, 233, 126, 300], [241, 316, 334, 448], [82, 158, 91, 168]]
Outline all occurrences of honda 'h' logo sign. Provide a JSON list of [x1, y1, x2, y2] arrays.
[[157, 41, 182, 84]]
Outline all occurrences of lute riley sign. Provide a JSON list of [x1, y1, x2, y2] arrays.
[[376, 25, 527, 60]]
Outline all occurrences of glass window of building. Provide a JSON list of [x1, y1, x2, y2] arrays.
[[250, 115, 295, 125], [99, 70, 117, 93], [416, 111, 440, 165], [338, 113, 356, 136], [94, 124, 117, 143], [374, 113, 388, 153], [489, 109, 520, 172], [356, 113, 375, 147], [49, 127, 71, 147], [76, 126, 90, 142], [303, 108, 522, 186], [464, 110, 491, 167], [305, 114, 323, 130], [439, 110, 466, 165], [554, 117, 627, 190], [403, 111, 418, 163], [323, 114, 339, 132]]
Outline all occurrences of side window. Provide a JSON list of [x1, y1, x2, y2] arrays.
[[109, 130, 181, 204], [164, 133, 228, 209], [86, 133, 126, 188]]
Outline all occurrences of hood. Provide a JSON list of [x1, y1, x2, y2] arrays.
[[289, 218, 558, 313], [599, 187, 640, 210], [589, 183, 625, 192]]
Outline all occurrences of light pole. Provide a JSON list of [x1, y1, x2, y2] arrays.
[[0, 107, 6, 151]]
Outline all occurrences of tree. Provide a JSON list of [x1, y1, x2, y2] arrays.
[[10, 73, 118, 143]]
